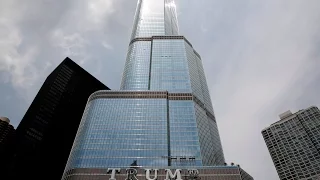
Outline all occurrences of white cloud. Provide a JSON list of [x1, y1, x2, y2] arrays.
[[0, 0, 56, 100], [49, 0, 116, 65], [0, 0, 130, 126], [200, 0, 320, 179], [176, 0, 319, 178], [0, 12, 40, 94], [0, 0, 117, 96], [51, 29, 90, 65], [87, 0, 114, 25], [200, 24, 208, 33], [102, 41, 114, 50]]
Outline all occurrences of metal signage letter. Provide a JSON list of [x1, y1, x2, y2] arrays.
[[145, 169, 158, 180], [187, 169, 199, 180], [165, 169, 182, 180], [107, 168, 120, 180], [126, 168, 139, 180]]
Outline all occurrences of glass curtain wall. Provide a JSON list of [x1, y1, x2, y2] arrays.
[[62, 1, 226, 178]]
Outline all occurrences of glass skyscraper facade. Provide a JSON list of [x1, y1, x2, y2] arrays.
[[62, 0, 226, 179]]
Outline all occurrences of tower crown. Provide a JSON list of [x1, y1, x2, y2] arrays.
[[131, 0, 179, 40]]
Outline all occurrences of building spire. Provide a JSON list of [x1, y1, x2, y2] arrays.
[[130, 0, 179, 40]]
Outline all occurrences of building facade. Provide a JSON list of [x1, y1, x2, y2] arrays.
[[64, 166, 252, 180], [10, 57, 109, 180], [62, 0, 253, 179], [262, 106, 320, 180], [0, 117, 15, 150], [0, 117, 15, 178]]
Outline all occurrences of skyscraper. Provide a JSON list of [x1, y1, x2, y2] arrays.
[[0, 117, 15, 152], [10, 57, 109, 180], [262, 106, 320, 180], [0, 117, 15, 179], [62, 1, 252, 179]]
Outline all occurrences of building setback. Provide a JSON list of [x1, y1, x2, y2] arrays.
[[62, 0, 253, 179], [9, 57, 109, 180], [262, 106, 320, 180]]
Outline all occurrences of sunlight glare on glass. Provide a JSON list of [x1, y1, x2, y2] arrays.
[[165, 0, 176, 8], [142, 0, 164, 14]]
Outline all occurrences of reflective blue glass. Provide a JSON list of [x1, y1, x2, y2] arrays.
[[67, 95, 169, 168], [150, 39, 191, 93], [131, 0, 179, 40], [121, 41, 151, 90], [131, 0, 165, 39], [63, 0, 226, 178], [164, 0, 179, 35], [169, 100, 202, 166]]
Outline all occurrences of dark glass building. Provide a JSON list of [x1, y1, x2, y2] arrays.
[[9, 57, 109, 180]]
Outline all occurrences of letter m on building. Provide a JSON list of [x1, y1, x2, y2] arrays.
[[165, 169, 182, 180]]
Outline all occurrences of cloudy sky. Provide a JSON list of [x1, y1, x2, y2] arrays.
[[1, 0, 320, 179]]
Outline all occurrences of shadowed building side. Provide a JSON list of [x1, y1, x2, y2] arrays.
[[0, 117, 15, 179], [10, 57, 110, 180]]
